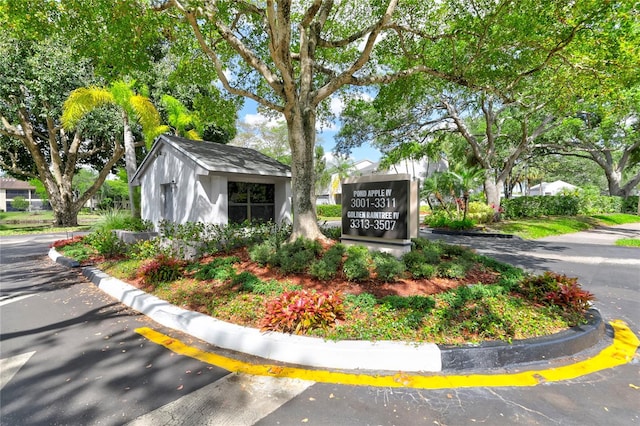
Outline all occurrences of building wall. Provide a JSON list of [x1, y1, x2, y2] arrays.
[[0, 188, 44, 212]]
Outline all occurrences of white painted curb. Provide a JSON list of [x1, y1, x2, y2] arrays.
[[49, 249, 442, 372]]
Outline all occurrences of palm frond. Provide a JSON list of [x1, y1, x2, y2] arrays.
[[130, 95, 162, 135], [185, 129, 202, 140], [62, 87, 114, 129], [145, 125, 171, 149]]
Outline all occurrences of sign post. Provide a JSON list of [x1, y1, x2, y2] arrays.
[[341, 174, 418, 256]]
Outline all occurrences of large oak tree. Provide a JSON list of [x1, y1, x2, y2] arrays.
[[152, 0, 612, 237]]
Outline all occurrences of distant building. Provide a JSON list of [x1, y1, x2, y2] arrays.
[[0, 178, 47, 211], [529, 180, 579, 196], [318, 158, 448, 205]]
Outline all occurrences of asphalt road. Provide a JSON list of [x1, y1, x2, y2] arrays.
[[1, 231, 639, 425]]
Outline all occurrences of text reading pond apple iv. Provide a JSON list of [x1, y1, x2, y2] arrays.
[[342, 181, 409, 240]]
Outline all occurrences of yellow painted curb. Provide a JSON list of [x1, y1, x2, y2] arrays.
[[136, 319, 639, 389]]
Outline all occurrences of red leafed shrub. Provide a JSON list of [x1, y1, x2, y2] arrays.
[[519, 271, 595, 312], [51, 235, 85, 248], [138, 254, 184, 286], [545, 282, 595, 311], [260, 290, 345, 334]]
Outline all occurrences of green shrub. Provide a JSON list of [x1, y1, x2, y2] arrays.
[[372, 252, 405, 282], [232, 272, 263, 292], [518, 271, 594, 311], [248, 240, 277, 265], [402, 250, 438, 278], [344, 293, 378, 311], [502, 193, 637, 219], [85, 229, 125, 257], [260, 290, 345, 334], [380, 295, 435, 311], [622, 196, 638, 214], [11, 196, 29, 211], [437, 260, 469, 279], [138, 254, 184, 286], [320, 224, 342, 240], [58, 243, 94, 262], [466, 202, 495, 224], [317, 204, 342, 217], [309, 257, 339, 281], [93, 209, 152, 232], [343, 245, 371, 281], [192, 256, 240, 281], [274, 238, 322, 274], [128, 238, 164, 260]]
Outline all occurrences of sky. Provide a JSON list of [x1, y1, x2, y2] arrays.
[[237, 99, 382, 165]]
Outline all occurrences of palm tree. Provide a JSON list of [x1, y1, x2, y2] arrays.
[[449, 165, 485, 221], [160, 94, 202, 140], [421, 171, 454, 217], [62, 81, 168, 218], [328, 155, 357, 204]]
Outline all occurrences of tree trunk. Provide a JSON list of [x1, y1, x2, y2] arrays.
[[52, 201, 80, 227], [287, 105, 325, 241], [122, 113, 140, 218], [484, 175, 503, 221]]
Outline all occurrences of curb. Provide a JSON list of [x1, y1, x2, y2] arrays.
[[49, 248, 605, 373], [440, 309, 603, 370], [427, 228, 518, 239]]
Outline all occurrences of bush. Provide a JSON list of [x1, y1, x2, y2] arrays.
[[260, 290, 345, 334], [317, 204, 342, 217], [372, 252, 405, 282], [381, 295, 435, 311], [248, 240, 278, 266], [274, 238, 322, 274], [138, 254, 184, 286], [93, 209, 152, 232], [343, 245, 371, 281], [466, 202, 495, 224], [11, 196, 29, 211], [437, 260, 469, 279], [502, 193, 638, 219], [192, 256, 240, 281], [402, 250, 439, 279], [320, 224, 342, 240], [518, 271, 594, 311], [309, 243, 344, 281], [128, 238, 165, 260], [424, 212, 475, 230], [622, 196, 639, 214], [232, 271, 263, 292], [85, 229, 125, 257]]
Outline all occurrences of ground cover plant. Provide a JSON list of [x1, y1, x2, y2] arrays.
[[53, 221, 596, 345]]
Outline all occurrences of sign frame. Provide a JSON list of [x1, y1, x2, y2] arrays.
[[340, 174, 419, 256]]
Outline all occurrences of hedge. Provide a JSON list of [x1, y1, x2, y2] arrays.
[[502, 195, 639, 219], [317, 204, 342, 217]]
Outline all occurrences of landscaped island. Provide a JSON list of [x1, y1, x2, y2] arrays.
[[54, 216, 594, 345]]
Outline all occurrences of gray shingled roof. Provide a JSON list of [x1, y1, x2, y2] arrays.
[[0, 178, 35, 190], [133, 135, 291, 183]]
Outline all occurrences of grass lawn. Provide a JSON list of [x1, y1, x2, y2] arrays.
[[616, 238, 640, 248], [0, 210, 100, 235], [488, 213, 640, 240]]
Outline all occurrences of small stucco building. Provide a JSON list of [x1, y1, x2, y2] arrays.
[[131, 135, 291, 228]]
